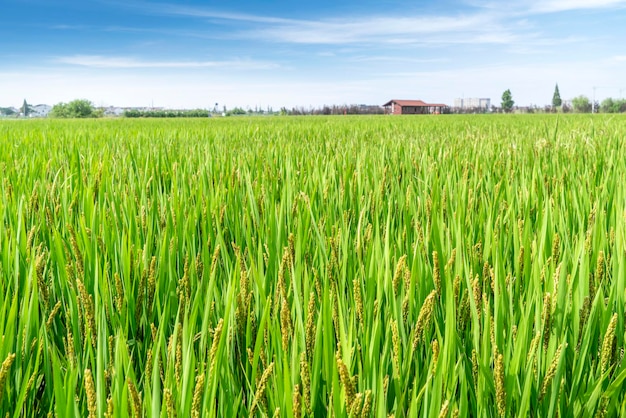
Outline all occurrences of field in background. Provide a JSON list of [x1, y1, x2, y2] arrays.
[[1, 115, 626, 416]]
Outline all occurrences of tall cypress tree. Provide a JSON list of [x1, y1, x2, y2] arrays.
[[501, 89, 514, 113], [552, 84, 562, 110], [22, 99, 29, 117]]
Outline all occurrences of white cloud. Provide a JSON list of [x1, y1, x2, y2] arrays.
[[529, 0, 626, 13], [50, 24, 89, 30], [98, 1, 605, 50], [117, 1, 512, 46], [54, 55, 279, 70], [470, 0, 626, 14], [91, 0, 623, 54], [153, 4, 295, 25], [613, 55, 626, 61], [350, 56, 450, 64], [237, 14, 513, 45]]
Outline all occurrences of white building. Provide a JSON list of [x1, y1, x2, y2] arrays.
[[454, 98, 491, 110], [102, 106, 125, 116], [30, 104, 52, 117]]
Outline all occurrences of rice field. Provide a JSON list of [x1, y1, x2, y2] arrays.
[[1, 115, 625, 417]]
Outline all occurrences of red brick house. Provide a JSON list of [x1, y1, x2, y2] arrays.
[[383, 99, 448, 115]]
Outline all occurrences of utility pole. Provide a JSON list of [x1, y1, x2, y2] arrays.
[[592, 86, 596, 113]]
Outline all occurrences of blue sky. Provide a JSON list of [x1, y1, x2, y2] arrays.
[[1, 0, 625, 108]]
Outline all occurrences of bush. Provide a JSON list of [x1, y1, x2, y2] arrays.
[[123, 109, 210, 118], [50, 99, 100, 118], [600, 98, 626, 113], [226, 107, 247, 116], [571, 95, 592, 113]]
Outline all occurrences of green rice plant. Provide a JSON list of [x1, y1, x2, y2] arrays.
[[0, 114, 625, 416]]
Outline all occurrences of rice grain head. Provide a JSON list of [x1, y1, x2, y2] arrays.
[[84, 369, 97, 418], [540, 343, 565, 401], [542, 293, 552, 351], [413, 290, 437, 350], [601, 313, 618, 374], [305, 292, 316, 359], [471, 349, 478, 390], [494, 353, 506, 417], [354, 278, 364, 328], [250, 362, 274, 415], [46, 301, 62, 330], [336, 352, 356, 406], [105, 396, 114, 418], [391, 320, 401, 379], [361, 390, 373, 418], [191, 372, 205, 418], [293, 383, 302, 418], [438, 399, 450, 418], [128, 378, 142, 418], [393, 255, 407, 297], [300, 352, 312, 413], [551, 233, 560, 263], [595, 251, 605, 284], [433, 251, 441, 295], [431, 339, 440, 374], [164, 388, 176, 418]]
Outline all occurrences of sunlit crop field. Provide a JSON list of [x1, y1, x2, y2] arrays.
[[1, 115, 625, 417]]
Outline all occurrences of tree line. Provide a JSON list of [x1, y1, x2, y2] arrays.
[[123, 109, 210, 118], [50, 100, 102, 118], [5, 92, 626, 118], [498, 85, 626, 114], [279, 104, 386, 116]]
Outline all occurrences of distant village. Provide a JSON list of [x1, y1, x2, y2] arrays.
[[1, 94, 616, 118], [0, 103, 149, 118]]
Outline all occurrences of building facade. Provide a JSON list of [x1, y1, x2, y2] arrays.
[[454, 98, 491, 110], [383, 99, 448, 115]]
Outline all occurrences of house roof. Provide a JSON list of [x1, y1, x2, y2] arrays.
[[383, 99, 447, 107]]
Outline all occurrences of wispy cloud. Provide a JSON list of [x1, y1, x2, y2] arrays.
[[115, 1, 599, 49], [470, 0, 626, 14], [54, 55, 279, 70], [97, 0, 607, 49], [110, 1, 514, 46], [242, 14, 505, 45], [50, 24, 90, 30], [613, 55, 626, 61], [529, 0, 626, 13], [101, 1, 294, 24], [153, 4, 294, 25], [350, 56, 450, 64]]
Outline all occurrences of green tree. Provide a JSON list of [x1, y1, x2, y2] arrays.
[[226, 107, 247, 116], [21, 99, 31, 117], [49, 103, 68, 118], [66, 99, 96, 118], [600, 98, 616, 113], [501, 89, 514, 113], [49, 99, 99, 118], [0, 107, 17, 116], [600, 98, 626, 113], [552, 84, 562, 110], [571, 95, 592, 113]]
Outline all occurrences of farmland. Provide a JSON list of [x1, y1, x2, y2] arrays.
[[1, 115, 625, 416]]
